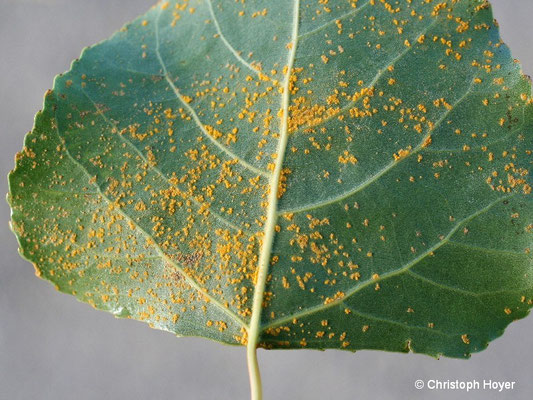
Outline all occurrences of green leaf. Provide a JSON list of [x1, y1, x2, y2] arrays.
[[8, 0, 533, 363]]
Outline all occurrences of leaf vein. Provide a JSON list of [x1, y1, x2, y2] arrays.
[[280, 79, 475, 215], [248, 0, 301, 375], [297, 0, 371, 40], [340, 301, 456, 338], [206, 0, 261, 76], [263, 194, 515, 330], [154, 8, 269, 178], [80, 89, 251, 235], [447, 240, 530, 257], [292, 14, 441, 136], [52, 97, 248, 329]]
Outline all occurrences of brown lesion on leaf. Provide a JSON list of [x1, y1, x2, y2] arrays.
[[167, 251, 204, 269], [163, 251, 204, 286]]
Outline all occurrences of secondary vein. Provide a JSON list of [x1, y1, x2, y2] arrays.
[[206, 0, 262, 77], [279, 78, 475, 215], [263, 194, 515, 330], [154, 8, 269, 178], [80, 89, 250, 236], [52, 97, 248, 329]]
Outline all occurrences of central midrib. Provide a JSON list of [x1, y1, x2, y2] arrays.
[[247, 0, 301, 348]]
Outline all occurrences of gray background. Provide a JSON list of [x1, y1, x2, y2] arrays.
[[0, 1, 531, 399]]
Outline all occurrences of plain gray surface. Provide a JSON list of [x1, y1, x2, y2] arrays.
[[0, 1, 532, 399]]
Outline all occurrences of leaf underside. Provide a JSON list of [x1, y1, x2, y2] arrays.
[[9, 0, 533, 359]]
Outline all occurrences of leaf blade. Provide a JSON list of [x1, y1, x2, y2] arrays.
[[8, 0, 533, 358]]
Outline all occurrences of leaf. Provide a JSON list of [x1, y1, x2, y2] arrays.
[[8, 0, 533, 361]]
